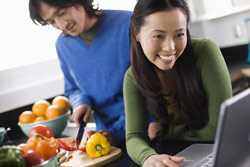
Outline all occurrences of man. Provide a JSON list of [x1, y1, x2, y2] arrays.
[[29, 0, 131, 147]]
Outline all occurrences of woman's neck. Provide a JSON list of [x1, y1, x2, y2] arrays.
[[155, 68, 177, 95]]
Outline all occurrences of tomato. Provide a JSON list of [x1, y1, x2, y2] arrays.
[[29, 124, 54, 138], [24, 149, 44, 167], [26, 135, 41, 150], [25, 135, 58, 160], [17, 143, 29, 156], [35, 137, 58, 160]]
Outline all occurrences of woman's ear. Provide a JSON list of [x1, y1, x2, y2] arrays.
[[136, 33, 141, 42]]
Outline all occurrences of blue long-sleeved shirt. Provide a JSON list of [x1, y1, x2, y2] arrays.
[[55, 10, 131, 147]]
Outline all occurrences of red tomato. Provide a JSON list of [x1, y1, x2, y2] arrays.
[[29, 125, 54, 138], [35, 137, 58, 160], [24, 149, 44, 167]]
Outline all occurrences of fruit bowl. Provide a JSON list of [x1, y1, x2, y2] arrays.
[[18, 113, 69, 137]]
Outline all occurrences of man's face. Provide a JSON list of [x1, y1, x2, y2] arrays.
[[39, 2, 93, 36]]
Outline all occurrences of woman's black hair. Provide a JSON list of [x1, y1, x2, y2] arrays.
[[29, 0, 99, 25], [131, 0, 208, 137]]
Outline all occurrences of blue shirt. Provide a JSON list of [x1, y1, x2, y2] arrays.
[[56, 10, 131, 146]]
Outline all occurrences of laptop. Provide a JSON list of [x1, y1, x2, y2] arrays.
[[176, 88, 250, 167]]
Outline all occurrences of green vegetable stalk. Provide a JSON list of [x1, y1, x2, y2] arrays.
[[0, 145, 26, 167]]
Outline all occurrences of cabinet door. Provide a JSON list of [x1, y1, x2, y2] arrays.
[[190, 10, 250, 47], [232, 0, 250, 7], [191, 0, 232, 16]]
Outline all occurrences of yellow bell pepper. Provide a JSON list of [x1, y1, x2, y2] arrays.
[[86, 132, 111, 158]]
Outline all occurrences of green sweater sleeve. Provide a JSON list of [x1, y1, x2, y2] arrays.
[[123, 68, 157, 166], [183, 39, 232, 140]]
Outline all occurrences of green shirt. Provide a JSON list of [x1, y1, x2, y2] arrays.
[[123, 38, 232, 166]]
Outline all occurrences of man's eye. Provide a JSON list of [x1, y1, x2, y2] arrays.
[[57, 10, 65, 16], [47, 20, 55, 25]]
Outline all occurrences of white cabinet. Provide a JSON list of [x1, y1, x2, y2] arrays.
[[190, 0, 232, 16], [187, 0, 250, 22], [190, 10, 250, 47], [187, 0, 250, 47], [232, 0, 250, 7]]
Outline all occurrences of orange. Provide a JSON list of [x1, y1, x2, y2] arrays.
[[52, 96, 70, 114], [32, 100, 50, 117], [34, 116, 46, 122], [45, 105, 62, 120], [19, 111, 37, 124]]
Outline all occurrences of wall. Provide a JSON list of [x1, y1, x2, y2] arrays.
[[0, 60, 64, 113], [0, 1, 137, 114]]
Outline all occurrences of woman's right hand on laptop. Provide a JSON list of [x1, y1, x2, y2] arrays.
[[143, 154, 184, 167]]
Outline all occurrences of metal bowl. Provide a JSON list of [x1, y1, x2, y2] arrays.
[[34, 155, 58, 167], [18, 113, 69, 137]]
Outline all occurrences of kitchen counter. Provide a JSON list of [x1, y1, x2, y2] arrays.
[[2, 121, 138, 167]]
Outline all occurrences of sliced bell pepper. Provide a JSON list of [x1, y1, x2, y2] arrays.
[[57, 139, 76, 151]]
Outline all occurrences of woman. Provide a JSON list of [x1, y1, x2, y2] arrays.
[[123, 0, 232, 166]]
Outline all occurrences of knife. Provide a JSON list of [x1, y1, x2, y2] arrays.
[[76, 119, 86, 149]]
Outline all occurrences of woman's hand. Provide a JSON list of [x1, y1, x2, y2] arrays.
[[148, 122, 161, 140], [72, 104, 93, 126], [143, 154, 184, 167]]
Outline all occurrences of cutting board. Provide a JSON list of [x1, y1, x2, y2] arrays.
[[60, 146, 122, 167]]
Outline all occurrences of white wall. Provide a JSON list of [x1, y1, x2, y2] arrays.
[[0, 60, 64, 113], [0, 1, 137, 113]]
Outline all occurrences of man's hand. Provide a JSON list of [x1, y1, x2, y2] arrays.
[[72, 104, 93, 126], [79, 130, 111, 151], [143, 154, 184, 167]]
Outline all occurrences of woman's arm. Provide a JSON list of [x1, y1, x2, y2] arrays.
[[123, 68, 157, 165], [184, 39, 232, 141]]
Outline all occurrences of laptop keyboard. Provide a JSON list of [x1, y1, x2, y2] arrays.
[[197, 153, 215, 167]]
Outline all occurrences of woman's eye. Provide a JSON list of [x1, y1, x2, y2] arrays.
[[176, 33, 185, 38], [153, 34, 163, 40]]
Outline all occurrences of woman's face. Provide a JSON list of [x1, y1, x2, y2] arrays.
[[39, 2, 95, 36], [136, 9, 188, 71]]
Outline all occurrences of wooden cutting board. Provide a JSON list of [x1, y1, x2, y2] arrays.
[[60, 146, 122, 167]]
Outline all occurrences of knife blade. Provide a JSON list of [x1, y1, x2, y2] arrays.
[[76, 119, 86, 149]]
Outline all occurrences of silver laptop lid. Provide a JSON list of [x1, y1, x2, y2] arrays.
[[213, 88, 250, 167]]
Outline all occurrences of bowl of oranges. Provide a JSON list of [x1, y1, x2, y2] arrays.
[[18, 96, 71, 137]]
